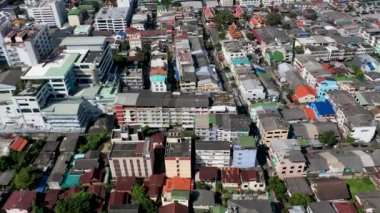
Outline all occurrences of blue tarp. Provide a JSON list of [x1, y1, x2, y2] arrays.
[[35, 175, 48, 193]]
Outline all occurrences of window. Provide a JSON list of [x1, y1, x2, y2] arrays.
[[289, 171, 293, 173]]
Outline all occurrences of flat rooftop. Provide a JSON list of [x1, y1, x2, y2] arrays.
[[22, 53, 79, 79], [60, 36, 106, 47], [42, 100, 82, 115], [95, 7, 130, 20]]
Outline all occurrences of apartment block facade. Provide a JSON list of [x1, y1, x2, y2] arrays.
[[195, 140, 230, 168], [27, 0, 66, 28], [109, 141, 154, 178], [165, 139, 191, 178], [115, 91, 209, 128]]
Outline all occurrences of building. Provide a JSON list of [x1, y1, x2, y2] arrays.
[[257, 116, 289, 144], [194, 114, 250, 142], [284, 177, 313, 196], [240, 169, 266, 191], [221, 40, 246, 65], [165, 138, 191, 178], [115, 91, 209, 128], [0, 12, 12, 64], [227, 199, 272, 213], [108, 141, 154, 178], [150, 58, 168, 92], [27, 0, 66, 28], [162, 177, 192, 206], [94, 7, 131, 32], [120, 66, 143, 91], [269, 139, 306, 180], [311, 178, 350, 201], [238, 77, 266, 103], [4, 24, 53, 66], [328, 90, 376, 143], [68, 8, 82, 26], [195, 140, 230, 168], [159, 202, 189, 213], [47, 153, 71, 189], [191, 190, 215, 211], [221, 168, 240, 188], [292, 122, 340, 140], [307, 202, 336, 213], [231, 145, 257, 169], [292, 84, 316, 104], [355, 191, 380, 213], [2, 191, 37, 213]]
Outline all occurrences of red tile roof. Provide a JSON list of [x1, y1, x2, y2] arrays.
[[240, 170, 258, 182], [199, 167, 218, 181], [10, 137, 29, 152], [333, 202, 357, 213], [115, 176, 136, 192], [148, 174, 165, 197], [304, 107, 317, 121], [163, 177, 192, 193], [79, 168, 103, 185], [221, 168, 241, 184], [44, 189, 60, 210], [293, 84, 316, 101], [63, 187, 81, 199], [88, 185, 106, 200], [228, 23, 241, 39], [3, 191, 36, 211], [150, 69, 167, 75], [108, 191, 130, 209], [159, 202, 189, 213], [234, 6, 244, 18], [204, 7, 214, 19]]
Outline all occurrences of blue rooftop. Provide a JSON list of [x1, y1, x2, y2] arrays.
[[308, 101, 335, 115], [232, 57, 250, 65], [232, 148, 257, 168], [34, 175, 48, 193], [255, 67, 267, 73]]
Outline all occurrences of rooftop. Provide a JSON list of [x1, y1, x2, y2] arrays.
[[109, 141, 150, 158], [95, 7, 130, 20], [165, 140, 191, 157], [22, 53, 79, 79], [42, 100, 83, 115], [195, 140, 230, 151]]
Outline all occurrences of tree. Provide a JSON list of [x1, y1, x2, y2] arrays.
[[14, 167, 36, 189], [215, 181, 223, 193], [352, 65, 364, 79], [120, 40, 130, 51], [246, 32, 254, 41], [214, 10, 234, 30], [131, 184, 157, 213], [287, 12, 297, 18], [113, 54, 128, 66], [318, 131, 338, 147], [32, 203, 44, 213], [294, 46, 305, 54], [218, 31, 226, 40], [282, 22, 291, 30], [268, 177, 286, 200], [347, 136, 356, 145], [288, 193, 314, 206], [79, 132, 108, 153], [55, 191, 93, 213], [309, 13, 318, 21], [266, 13, 282, 26], [195, 181, 209, 190]]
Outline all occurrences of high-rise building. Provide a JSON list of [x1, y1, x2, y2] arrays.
[[27, 0, 67, 28]]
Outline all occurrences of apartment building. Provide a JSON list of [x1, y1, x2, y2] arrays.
[[0, 12, 12, 64], [195, 140, 230, 168], [27, 0, 66, 28], [94, 7, 131, 32], [194, 114, 250, 142], [150, 58, 167, 92], [165, 138, 191, 178], [109, 141, 154, 178], [327, 90, 376, 143], [175, 38, 197, 93], [221, 40, 246, 65], [121, 66, 143, 91], [42, 100, 100, 131], [269, 139, 306, 180], [114, 91, 209, 128], [257, 116, 289, 144], [60, 36, 114, 86], [4, 24, 53, 66]]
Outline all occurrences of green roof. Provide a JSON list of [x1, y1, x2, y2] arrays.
[[209, 114, 216, 125], [45, 54, 79, 77], [171, 190, 189, 200], [239, 136, 255, 148], [211, 205, 227, 213], [251, 101, 279, 107], [300, 139, 310, 147], [68, 9, 82, 15], [269, 51, 284, 62]]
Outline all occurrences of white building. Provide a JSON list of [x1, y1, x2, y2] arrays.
[[27, 0, 66, 28], [238, 0, 260, 7], [115, 91, 209, 128], [238, 78, 266, 103], [220, 0, 233, 6], [60, 36, 114, 86], [195, 140, 230, 168], [117, 0, 131, 7], [0, 12, 12, 64], [4, 24, 53, 66], [221, 40, 246, 65], [328, 91, 376, 143], [94, 7, 131, 32]]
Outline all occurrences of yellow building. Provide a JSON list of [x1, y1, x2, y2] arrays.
[[165, 139, 191, 178], [258, 116, 289, 144], [68, 9, 83, 27]]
